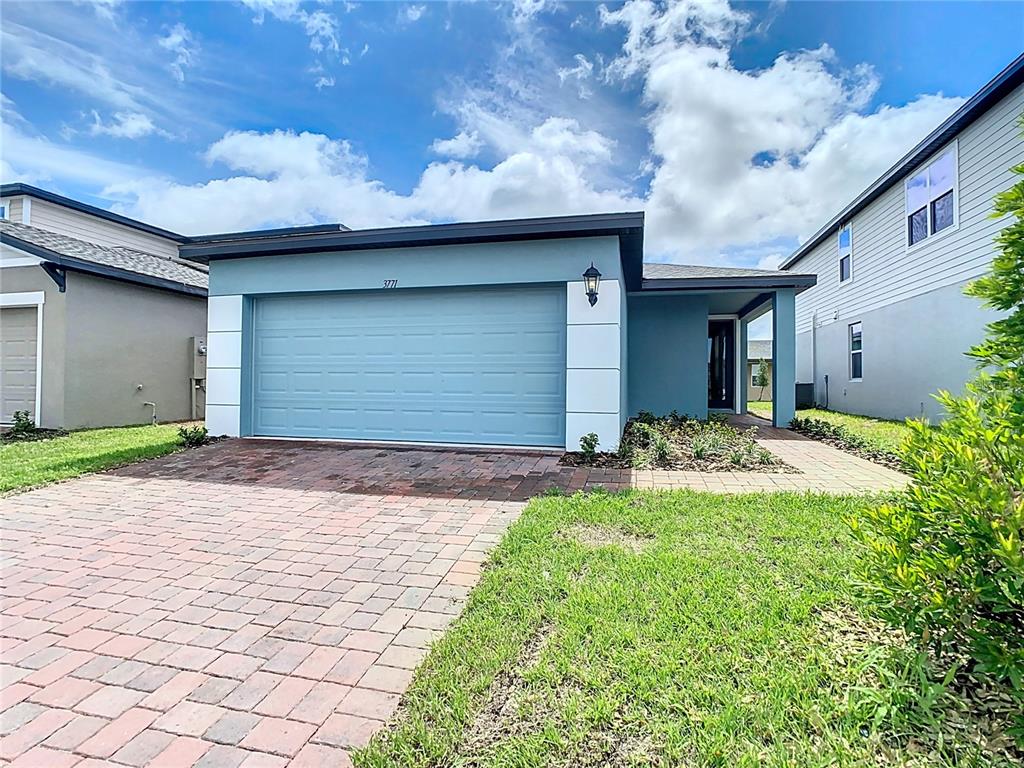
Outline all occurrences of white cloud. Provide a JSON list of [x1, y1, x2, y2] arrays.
[[73, 0, 123, 22], [1, 116, 146, 188], [88, 110, 167, 139], [557, 53, 594, 98], [240, 0, 344, 86], [104, 123, 639, 235], [597, 0, 963, 258], [756, 253, 784, 271], [241, 0, 340, 54], [11, 0, 966, 275], [430, 131, 483, 159], [1, 20, 149, 111], [157, 23, 198, 83], [402, 4, 426, 23]]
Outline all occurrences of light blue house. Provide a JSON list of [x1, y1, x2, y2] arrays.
[[182, 213, 815, 450]]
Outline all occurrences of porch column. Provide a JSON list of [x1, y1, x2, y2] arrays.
[[206, 295, 243, 437], [772, 288, 796, 428], [565, 280, 622, 451], [738, 318, 749, 416]]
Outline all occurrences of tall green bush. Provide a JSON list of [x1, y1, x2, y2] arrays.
[[849, 139, 1024, 707]]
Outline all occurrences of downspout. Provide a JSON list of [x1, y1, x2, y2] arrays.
[[811, 310, 817, 406]]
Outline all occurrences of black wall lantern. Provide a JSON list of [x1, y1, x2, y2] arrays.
[[583, 263, 601, 306]]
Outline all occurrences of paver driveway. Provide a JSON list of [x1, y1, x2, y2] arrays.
[[1, 440, 582, 767], [1, 433, 904, 766]]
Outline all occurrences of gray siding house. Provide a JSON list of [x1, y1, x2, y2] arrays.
[[0, 186, 208, 429], [781, 54, 1024, 422]]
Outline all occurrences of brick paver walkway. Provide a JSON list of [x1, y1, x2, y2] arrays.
[[1, 433, 906, 766], [627, 415, 908, 493]]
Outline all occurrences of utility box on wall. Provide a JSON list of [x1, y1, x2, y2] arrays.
[[190, 336, 207, 420], [795, 383, 814, 409]]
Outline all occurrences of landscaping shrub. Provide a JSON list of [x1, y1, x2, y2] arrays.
[[578, 432, 599, 461], [849, 143, 1024, 737], [7, 410, 36, 439], [622, 414, 778, 470], [178, 424, 210, 448], [1, 410, 66, 444]]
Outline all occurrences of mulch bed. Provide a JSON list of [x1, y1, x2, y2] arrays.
[[561, 415, 797, 473], [788, 420, 905, 472], [1, 428, 68, 444]]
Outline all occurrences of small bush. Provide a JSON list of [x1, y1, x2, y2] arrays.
[[579, 432, 599, 460], [178, 424, 209, 448], [651, 434, 672, 464], [851, 143, 1024, 734], [850, 393, 1024, 714], [9, 410, 35, 438]]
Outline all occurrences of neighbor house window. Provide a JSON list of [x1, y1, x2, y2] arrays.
[[838, 223, 852, 283], [0, 204, 7, 220], [905, 144, 957, 246], [750, 364, 761, 387], [849, 322, 863, 380]]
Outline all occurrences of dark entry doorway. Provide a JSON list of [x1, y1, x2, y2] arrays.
[[708, 320, 735, 411]]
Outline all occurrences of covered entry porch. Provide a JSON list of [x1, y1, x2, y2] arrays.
[[627, 265, 817, 428]]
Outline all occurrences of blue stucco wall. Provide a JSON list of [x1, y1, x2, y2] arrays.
[[209, 236, 624, 296], [627, 293, 709, 419], [772, 288, 796, 427]]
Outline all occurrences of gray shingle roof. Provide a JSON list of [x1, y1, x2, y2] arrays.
[[1, 220, 208, 293], [643, 263, 792, 280], [748, 340, 773, 360]]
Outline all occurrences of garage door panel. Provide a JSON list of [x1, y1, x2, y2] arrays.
[[252, 286, 566, 445], [1, 306, 39, 424]]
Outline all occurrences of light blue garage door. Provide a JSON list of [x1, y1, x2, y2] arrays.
[[251, 285, 566, 446]]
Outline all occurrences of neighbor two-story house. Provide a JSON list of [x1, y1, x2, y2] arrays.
[[780, 53, 1024, 422], [0, 184, 208, 429]]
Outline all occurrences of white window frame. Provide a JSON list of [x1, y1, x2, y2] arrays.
[[905, 140, 958, 251], [0, 291, 45, 426], [750, 362, 766, 388], [849, 321, 863, 382], [837, 222, 853, 285], [0, 199, 9, 220]]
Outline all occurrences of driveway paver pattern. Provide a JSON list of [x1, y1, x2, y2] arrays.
[[1, 444, 536, 767], [1, 432, 905, 766]]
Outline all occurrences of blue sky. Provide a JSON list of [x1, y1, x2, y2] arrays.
[[3, 1, 1022, 275]]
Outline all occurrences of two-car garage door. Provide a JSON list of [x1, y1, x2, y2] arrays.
[[0, 307, 38, 424], [252, 285, 566, 447]]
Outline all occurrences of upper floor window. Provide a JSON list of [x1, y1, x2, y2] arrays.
[[905, 144, 957, 247], [0, 202, 7, 220], [838, 223, 852, 283]]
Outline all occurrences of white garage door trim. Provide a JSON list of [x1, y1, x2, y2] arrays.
[[1, 291, 44, 426]]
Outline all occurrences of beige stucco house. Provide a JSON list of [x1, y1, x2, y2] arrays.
[[0, 184, 208, 429]]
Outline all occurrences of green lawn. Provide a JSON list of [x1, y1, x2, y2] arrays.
[[356, 490, 958, 767], [747, 402, 914, 454], [0, 423, 185, 493]]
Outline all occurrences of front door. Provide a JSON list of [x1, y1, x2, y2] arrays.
[[708, 319, 734, 411]]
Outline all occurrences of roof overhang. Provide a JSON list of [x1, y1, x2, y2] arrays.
[[180, 212, 647, 290], [639, 273, 817, 293], [0, 183, 187, 243], [780, 51, 1024, 271], [0, 232, 207, 297]]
